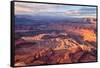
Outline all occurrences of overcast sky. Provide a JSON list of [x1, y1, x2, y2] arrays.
[[15, 2, 96, 18]]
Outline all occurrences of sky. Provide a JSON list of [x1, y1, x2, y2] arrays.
[[15, 2, 97, 18]]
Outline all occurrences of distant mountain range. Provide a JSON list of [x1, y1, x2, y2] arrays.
[[15, 14, 95, 25]]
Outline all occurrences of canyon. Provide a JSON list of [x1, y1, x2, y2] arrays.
[[14, 16, 97, 66]]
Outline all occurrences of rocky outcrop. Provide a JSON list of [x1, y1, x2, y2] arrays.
[[15, 33, 97, 66], [83, 17, 96, 24], [15, 46, 96, 66]]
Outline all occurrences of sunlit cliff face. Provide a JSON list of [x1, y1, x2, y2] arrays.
[[80, 29, 96, 42]]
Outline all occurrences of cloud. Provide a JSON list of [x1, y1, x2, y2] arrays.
[[15, 2, 66, 14], [64, 6, 96, 17], [14, 2, 96, 18], [65, 10, 80, 15]]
